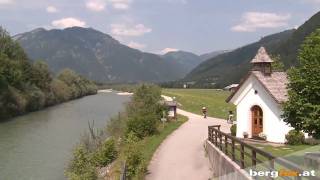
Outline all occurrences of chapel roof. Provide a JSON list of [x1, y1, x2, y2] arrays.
[[250, 47, 274, 63]]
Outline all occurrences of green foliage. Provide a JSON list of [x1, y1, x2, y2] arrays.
[[271, 55, 285, 71], [50, 79, 72, 102], [230, 124, 237, 136], [283, 29, 320, 139], [66, 145, 97, 180], [124, 132, 145, 178], [285, 130, 305, 145], [29, 61, 52, 90], [126, 84, 164, 138], [58, 69, 97, 99], [92, 139, 118, 167], [0, 26, 98, 120]]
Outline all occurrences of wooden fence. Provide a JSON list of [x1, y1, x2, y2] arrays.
[[208, 125, 319, 180]]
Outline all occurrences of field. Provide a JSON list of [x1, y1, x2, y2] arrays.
[[162, 88, 236, 119]]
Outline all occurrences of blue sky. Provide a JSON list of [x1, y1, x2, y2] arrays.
[[0, 0, 319, 54]]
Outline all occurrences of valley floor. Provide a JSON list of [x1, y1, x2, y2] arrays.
[[146, 108, 231, 180]]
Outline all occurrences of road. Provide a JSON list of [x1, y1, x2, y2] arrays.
[[146, 102, 231, 180]]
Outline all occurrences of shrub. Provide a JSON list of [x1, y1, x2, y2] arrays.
[[285, 130, 305, 145], [92, 139, 118, 167], [50, 79, 72, 102], [125, 84, 164, 138], [25, 85, 45, 111], [66, 145, 97, 180], [230, 124, 236, 136], [126, 112, 158, 139]]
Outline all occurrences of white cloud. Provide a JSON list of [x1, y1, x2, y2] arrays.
[[231, 12, 291, 32], [0, 0, 14, 5], [161, 48, 179, 54], [110, 23, 152, 37], [109, 0, 132, 10], [52, 17, 86, 28], [127, 41, 146, 50], [86, 0, 106, 12], [46, 6, 58, 13]]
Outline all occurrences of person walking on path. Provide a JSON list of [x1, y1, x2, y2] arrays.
[[202, 106, 207, 118]]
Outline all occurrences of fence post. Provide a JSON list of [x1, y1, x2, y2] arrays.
[[214, 130, 218, 146], [252, 149, 256, 169], [219, 133, 222, 150], [224, 136, 228, 155], [232, 139, 235, 161], [208, 126, 212, 143], [240, 143, 245, 169], [269, 157, 274, 171]]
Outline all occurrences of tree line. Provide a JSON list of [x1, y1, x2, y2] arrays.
[[0, 27, 97, 120]]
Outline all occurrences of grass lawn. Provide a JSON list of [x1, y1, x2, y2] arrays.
[[162, 88, 235, 119], [218, 142, 318, 172]]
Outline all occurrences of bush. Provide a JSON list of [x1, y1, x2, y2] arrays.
[[126, 112, 158, 139], [125, 84, 164, 138], [25, 85, 45, 111], [51, 79, 72, 102], [124, 133, 145, 178], [92, 139, 118, 167], [285, 130, 305, 145], [66, 145, 97, 180], [230, 124, 236, 136]]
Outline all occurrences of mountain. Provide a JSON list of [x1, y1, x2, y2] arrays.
[[14, 27, 182, 83], [199, 50, 229, 61], [162, 51, 203, 78], [184, 11, 320, 88]]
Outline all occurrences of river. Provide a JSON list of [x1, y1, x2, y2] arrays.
[[0, 91, 130, 180]]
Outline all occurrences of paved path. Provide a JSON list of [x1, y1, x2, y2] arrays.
[[146, 103, 231, 180]]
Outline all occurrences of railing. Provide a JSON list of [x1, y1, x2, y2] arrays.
[[120, 161, 127, 180], [208, 125, 318, 180]]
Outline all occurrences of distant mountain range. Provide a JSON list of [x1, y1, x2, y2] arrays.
[[184, 11, 320, 88], [14, 27, 222, 83]]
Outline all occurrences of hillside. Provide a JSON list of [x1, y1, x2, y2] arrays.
[[162, 51, 204, 78], [184, 11, 320, 88], [14, 27, 183, 83]]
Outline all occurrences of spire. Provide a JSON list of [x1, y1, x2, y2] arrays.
[[251, 47, 273, 76], [251, 47, 274, 63]]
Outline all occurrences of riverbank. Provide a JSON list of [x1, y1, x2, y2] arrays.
[[66, 84, 188, 180], [1, 88, 98, 121], [0, 92, 129, 180]]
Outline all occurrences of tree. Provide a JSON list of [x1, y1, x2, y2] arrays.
[[126, 84, 164, 138], [30, 61, 52, 90], [283, 29, 320, 139], [271, 55, 285, 71]]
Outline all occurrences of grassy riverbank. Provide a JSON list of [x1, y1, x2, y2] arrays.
[[163, 88, 235, 119], [66, 85, 188, 180]]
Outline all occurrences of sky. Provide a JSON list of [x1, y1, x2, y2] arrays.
[[0, 0, 319, 55]]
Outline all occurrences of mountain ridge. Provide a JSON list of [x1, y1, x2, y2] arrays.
[[184, 11, 320, 88]]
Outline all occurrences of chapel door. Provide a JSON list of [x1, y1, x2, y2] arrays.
[[251, 106, 263, 137]]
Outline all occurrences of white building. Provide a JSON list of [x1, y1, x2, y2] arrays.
[[226, 47, 291, 143]]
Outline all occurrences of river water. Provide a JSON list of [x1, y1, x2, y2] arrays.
[[0, 92, 130, 180]]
